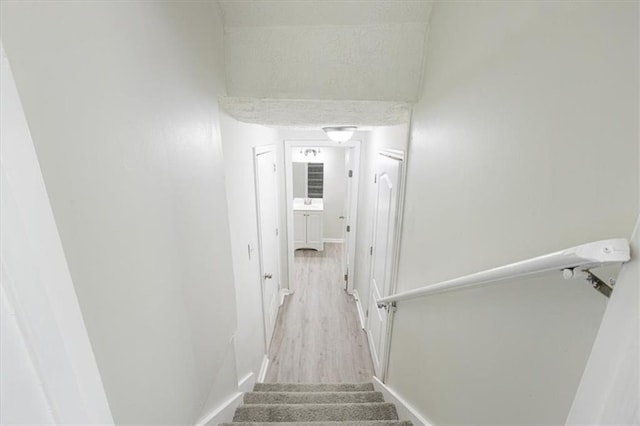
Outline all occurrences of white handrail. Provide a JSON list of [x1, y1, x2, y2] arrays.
[[377, 239, 630, 307]]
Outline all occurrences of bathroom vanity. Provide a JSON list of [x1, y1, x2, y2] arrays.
[[293, 198, 324, 251]]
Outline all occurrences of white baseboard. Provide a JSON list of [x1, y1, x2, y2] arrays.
[[257, 355, 269, 383], [195, 392, 243, 426], [323, 238, 345, 243], [366, 328, 381, 377], [372, 377, 433, 426], [238, 372, 255, 393], [352, 289, 366, 330], [279, 287, 293, 306]]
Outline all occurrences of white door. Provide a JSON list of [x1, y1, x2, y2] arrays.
[[254, 147, 281, 348], [342, 149, 353, 290], [367, 151, 404, 377]]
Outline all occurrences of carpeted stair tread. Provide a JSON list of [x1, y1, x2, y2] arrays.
[[220, 421, 412, 426], [253, 383, 375, 393], [232, 403, 398, 422], [244, 391, 385, 404]]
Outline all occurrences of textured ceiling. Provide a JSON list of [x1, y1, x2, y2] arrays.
[[218, 0, 433, 27], [220, 97, 411, 128], [217, 0, 431, 127], [224, 23, 427, 102]]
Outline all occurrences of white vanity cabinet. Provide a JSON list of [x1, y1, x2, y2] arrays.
[[293, 198, 324, 251]]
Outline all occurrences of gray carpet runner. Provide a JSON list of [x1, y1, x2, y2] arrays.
[[222, 383, 412, 426]]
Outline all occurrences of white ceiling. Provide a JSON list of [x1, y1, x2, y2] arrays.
[[224, 23, 427, 102], [217, 0, 433, 127], [220, 97, 411, 128], [217, 0, 433, 27]]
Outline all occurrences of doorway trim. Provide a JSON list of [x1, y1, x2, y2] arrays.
[[284, 140, 361, 295]]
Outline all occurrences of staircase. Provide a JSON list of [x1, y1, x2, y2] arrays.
[[222, 383, 412, 426]]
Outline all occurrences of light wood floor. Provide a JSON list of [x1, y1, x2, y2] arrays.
[[265, 243, 375, 383]]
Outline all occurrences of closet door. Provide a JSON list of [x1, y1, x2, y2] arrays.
[[367, 151, 404, 379]]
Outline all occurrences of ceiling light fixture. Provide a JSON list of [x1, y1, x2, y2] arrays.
[[322, 126, 357, 143], [300, 148, 320, 157]]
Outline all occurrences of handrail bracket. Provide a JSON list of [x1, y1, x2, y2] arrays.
[[563, 267, 614, 298], [585, 270, 613, 298], [377, 301, 397, 312]]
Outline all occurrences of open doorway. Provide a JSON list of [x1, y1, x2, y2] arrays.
[[259, 125, 410, 383], [284, 140, 361, 296], [263, 139, 369, 382]]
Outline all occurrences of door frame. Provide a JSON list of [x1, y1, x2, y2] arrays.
[[253, 145, 282, 351], [284, 140, 361, 294], [365, 148, 408, 382]]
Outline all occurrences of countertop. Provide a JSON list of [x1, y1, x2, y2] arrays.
[[293, 198, 324, 211]]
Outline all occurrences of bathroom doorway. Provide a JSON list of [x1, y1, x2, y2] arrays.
[[284, 140, 361, 295]]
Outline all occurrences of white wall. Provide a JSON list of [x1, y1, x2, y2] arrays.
[[1, 45, 112, 425], [353, 124, 409, 315], [0, 287, 55, 424], [219, 112, 281, 386], [387, 2, 639, 424], [1, 2, 239, 424]]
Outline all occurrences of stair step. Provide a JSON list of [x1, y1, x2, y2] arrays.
[[244, 391, 385, 404], [232, 403, 398, 422], [220, 422, 412, 426], [253, 383, 375, 393]]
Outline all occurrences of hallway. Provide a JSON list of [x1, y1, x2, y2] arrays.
[[2, 1, 638, 424], [266, 243, 374, 383]]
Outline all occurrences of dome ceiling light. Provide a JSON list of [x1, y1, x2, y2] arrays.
[[322, 126, 357, 143]]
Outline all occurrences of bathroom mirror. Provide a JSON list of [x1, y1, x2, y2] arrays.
[[292, 162, 324, 199]]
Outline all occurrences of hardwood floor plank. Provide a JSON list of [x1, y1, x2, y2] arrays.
[[265, 243, 375, 383]]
